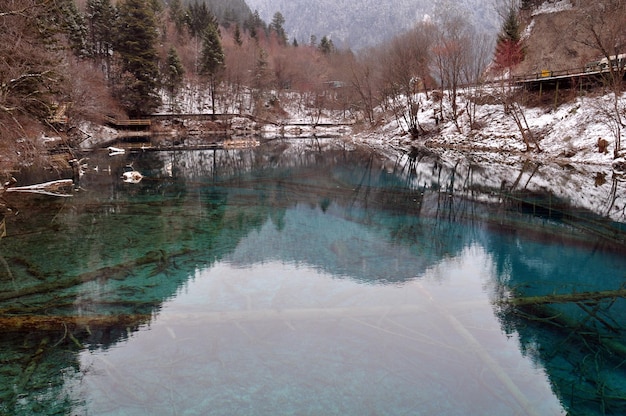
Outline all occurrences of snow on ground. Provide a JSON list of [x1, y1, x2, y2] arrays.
[[343, 88, 626, 223], [147, 85, 626, 222], [531, 0, 573, 16]]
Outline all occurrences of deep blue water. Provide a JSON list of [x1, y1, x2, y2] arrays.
[[1, 140, 626, 415]]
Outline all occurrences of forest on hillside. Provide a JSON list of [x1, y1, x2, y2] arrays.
[[0, 0, 624, 170]]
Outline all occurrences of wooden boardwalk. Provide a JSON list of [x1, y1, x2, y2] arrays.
[[104, 115, 151, 128], [513, 67, 626, 91]]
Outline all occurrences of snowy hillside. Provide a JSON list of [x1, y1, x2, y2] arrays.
[[349, 88, 626, 223]]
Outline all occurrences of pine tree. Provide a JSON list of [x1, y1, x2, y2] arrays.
[[319, 36, 334, 55], [494, 7, 524, 72], [115, 0, 161, 116], [168, 0, 185, 34], [59, 0, 89, 58], [85, 0, 116, 77], [234, 24, 243, 47], [269, 12, 287, 45], [164, 47, 185, 111], [200, 22, 225, 114], [244, 10, 265, 41], [186, 1, 217, 38]]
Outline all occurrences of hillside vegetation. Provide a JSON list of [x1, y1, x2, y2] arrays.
[[0, 0, 624, 175]]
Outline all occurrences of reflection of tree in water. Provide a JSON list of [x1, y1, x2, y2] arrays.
[[4, 140, 626, 415], [413, 152, 626, 415], [485, 216, 626, 415], [0, 143, 417, 413]]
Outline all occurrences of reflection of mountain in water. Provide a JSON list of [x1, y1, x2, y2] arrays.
[[228, 203, 469, 284], [2, 139, 626, 415], [0, 141, 466, 414]]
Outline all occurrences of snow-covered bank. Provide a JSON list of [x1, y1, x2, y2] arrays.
[[340, 89, 626, 223], [352, 90, 625, 167], [72, 86, 626, 223]]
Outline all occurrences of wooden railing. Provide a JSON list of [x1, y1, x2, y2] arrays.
[[104, 115, 151, 127]]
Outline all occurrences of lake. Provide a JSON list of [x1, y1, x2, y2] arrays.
[[1, 138, 626, 415]]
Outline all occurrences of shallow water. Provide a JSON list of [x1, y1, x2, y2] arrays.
[[1, 140, 626, 415]]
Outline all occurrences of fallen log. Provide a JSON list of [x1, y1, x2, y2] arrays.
[[0, 313, 151, 332], [500, 287, 626, 307], [4, 179, 74, 197], [514, 302, 626, 359], [0, 248, 191, 303]]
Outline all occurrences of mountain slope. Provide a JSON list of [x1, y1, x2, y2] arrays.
[[244, 0, 500, 49]]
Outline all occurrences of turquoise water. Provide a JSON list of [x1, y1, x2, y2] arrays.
[[1, 141, 626, 415]]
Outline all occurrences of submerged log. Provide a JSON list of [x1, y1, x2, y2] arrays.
[[515, 302, 626, 359], [0, 248, 190, 303], [0, 314, 151, 332], [501, 288, 626, 307]]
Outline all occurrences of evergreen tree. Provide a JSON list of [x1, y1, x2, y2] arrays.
[[186, 1, 217, 38], [115, 0, 161, 116], [168, 0, 185, 34], [200, 22, 225, 114], [234, 24, 243, 47], [85, 0, 116, 77], [222, 8, 237, 29], [164, 47, 185, 111], [59, 0, 89, 57], [244, 10, 265, 40], [494, 7, 524, 71], [269, 12, 287, 45], [319, 36, 334, 55]]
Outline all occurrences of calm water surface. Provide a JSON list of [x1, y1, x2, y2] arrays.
[[1, 140, 626, 415]]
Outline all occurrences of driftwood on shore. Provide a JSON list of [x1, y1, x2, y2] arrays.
[[4, 179, 74, 197]]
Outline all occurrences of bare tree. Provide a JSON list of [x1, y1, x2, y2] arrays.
[[576, 0, 626, 158], [349, 52, 379, 123], [0, 0, 67, 164], [462, 31, 495, 130], [380, 23, 434, 137], [430, 13, 474, 132]]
